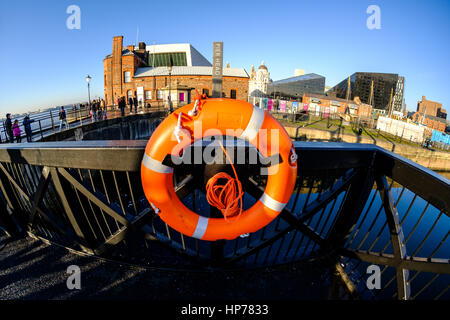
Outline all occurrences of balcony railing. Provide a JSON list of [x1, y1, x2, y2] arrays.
[[0, 140, 448, 300]]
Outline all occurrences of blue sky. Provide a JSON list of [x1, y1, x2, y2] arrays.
[[0, 0, 449, 114]]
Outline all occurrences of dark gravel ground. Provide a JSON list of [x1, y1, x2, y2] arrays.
[[0, 234, 331, 300]]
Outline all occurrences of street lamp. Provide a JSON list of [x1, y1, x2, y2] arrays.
[[168, 57, 173, 113], [86, 75, 92, 107]]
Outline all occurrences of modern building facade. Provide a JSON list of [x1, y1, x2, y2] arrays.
[[327, 72, 405, 112], [267, 73, 326, 100], [103, 36, 249, 106]]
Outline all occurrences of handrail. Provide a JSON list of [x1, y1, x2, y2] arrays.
[[0, 140, 448, 212]]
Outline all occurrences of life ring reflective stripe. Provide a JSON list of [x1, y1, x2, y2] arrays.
[[141, 98, 297, 241], [192, 216, 209, 239], [259, 192, 287, 212], [142, 153, 173, 174], [239, 106, 265, 141]]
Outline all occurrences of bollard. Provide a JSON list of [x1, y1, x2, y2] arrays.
[[38, 120, 44, 139]]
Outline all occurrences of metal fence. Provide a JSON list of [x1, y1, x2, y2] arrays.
[[0, 103, 172, 144], [0, 139, 448, 300], [0, 105, 93, 143]]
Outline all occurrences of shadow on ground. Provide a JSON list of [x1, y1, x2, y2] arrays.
[[0, 235, 330, 300]]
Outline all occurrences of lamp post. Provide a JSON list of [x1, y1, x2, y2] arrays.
[[168, 57, 173, 113], [86, 75, 92, 107]]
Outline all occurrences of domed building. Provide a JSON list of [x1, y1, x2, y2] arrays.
[[248, 61, 271, 99]]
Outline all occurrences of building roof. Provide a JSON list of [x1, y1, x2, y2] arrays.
[[272, 73, 324, 85], [258, 61, 268, 71], [105, 49, 144, 60], [134, 66, 249, 78], [145, 43, 212, 67]]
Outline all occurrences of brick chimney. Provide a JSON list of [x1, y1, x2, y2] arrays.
[[112, 36, 123, 101]]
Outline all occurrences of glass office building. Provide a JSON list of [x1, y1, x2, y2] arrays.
[[267, 73, 325, 100], [327, 72, 405, 111]]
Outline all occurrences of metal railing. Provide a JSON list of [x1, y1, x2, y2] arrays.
[[0, 139, 448, 300], [0, 105, 93, 143], [0, 102, 172, 144]]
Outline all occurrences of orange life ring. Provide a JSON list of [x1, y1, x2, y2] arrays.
[[141, 98, 297, 241]]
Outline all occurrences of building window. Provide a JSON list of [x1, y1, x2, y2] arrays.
[[202, 88, 210, 97], [230, 89, 237, 99], [124, 71, 131, 83], [157, 90, 163, 100], [127, 90, 133, 101], [148, 52, 187, 67], [145, 90, 152, 100]]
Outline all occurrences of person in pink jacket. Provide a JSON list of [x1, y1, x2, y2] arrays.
[[12, 119, 22, 143]]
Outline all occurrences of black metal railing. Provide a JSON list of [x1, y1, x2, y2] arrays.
[[0, 140, 448, 300]]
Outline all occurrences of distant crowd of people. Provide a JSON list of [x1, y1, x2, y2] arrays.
[[116, 95, 150, 117], [89, 99, 107, 121]]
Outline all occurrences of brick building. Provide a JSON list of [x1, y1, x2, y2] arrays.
[[103, 36, 249, 106], [411, 112, 446, 132], [417, 96, 447, 120], [302, 93, 373, 117]]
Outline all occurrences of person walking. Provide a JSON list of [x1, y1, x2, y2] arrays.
[[92, 100, 98, 121], [59, 106, 68, 131], [5, 113, 14, 143], [101, 99, 107, 119], [128, 96, 133, 114], [119, 96, 125, 117], [133, 96, 138, 114], [94, 100, 100, 120], [23, 115, 35, 142], [12, 120, 22, 143]]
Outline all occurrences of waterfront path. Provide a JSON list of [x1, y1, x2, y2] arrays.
[[0, 234, 330, 300]]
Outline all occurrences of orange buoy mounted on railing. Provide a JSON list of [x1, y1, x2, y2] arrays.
[[141, 95, 297, 241]]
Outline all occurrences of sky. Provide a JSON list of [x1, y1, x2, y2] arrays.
[[0, 0, 449, 115]]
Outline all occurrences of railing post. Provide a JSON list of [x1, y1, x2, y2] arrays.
[[376, 175, 410, 300], [50, 167, 95, 254], [323, 164, 375, 250], [50, 111, 55, 132], [0, 177, 21, 235], [38, 120, 44, 139], [0, 164, 28, 229]]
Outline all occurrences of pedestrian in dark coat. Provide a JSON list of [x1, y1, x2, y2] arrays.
[[133, 96, 138, 114], [119, 96, 126, 117], [23, 116, 35, 142], [5, 113, 13, 143], [128, 96, 133, 113]]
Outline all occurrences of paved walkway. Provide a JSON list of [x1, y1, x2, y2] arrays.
[[0, 234, 330, 300]]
